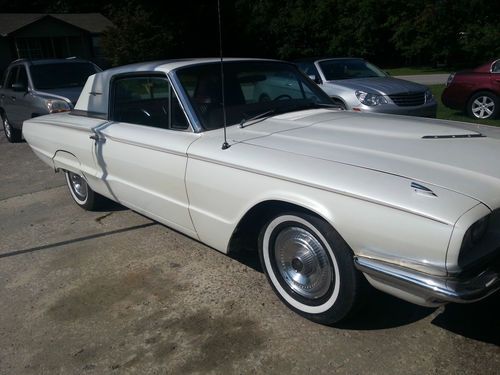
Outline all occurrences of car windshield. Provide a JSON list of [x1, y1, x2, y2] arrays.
[[319, 59, 387, 80], [175, 61, 334, 130], [30, 62, 99, 90]]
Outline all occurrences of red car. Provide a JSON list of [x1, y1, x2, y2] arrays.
[[442, 59, 500, 119]]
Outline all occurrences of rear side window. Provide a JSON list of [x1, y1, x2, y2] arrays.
[[112, 75, 189, 130]]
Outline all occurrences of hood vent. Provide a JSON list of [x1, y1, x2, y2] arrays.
[[422, 134, 484, 139], [411, 182, 437, 197]]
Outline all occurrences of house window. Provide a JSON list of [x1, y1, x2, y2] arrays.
[[14, 37, 79, 59]]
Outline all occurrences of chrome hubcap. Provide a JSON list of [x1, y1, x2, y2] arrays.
[[472, 96, 495, 119], [3, 118, 11, 139], [68, 172, 88, 200], [274, 226, 332, 299]]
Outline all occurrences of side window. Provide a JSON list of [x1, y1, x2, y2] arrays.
[[5, 67, 18, 89], [112, 75, 189, 130], [17, 66, 29, 88]]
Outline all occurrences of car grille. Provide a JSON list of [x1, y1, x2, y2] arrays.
[[389, 92, 425, 107]]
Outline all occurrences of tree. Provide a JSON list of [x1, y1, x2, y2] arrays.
[[101, 2, 176, 66]]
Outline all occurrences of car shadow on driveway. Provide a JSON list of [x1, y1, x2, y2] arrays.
[[338, 289, 436, 330], [230, 249, 499, 342], [431, 292, 500, 346], [0, 222, 157, 259]]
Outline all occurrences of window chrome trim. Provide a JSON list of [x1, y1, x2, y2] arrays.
[[168, 70, 204, 133]]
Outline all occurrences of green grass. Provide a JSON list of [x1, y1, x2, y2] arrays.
[[385, 67, 450, 76], [430, 84, 500, 127]]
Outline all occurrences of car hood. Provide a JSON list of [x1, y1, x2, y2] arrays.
[[323, 77, 428, 95], [232, 110, 500, 209], [34, 87, 84, 105]]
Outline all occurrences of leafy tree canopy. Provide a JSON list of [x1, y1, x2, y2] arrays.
[[0, 0, 498, 67]]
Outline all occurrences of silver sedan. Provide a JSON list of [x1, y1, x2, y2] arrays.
[[296, 58, 437, 118]]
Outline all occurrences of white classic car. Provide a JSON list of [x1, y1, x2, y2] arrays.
[[23, 58, 500, 324]]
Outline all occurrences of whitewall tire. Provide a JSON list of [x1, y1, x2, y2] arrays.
[[65, 171, 107, 211], [258, 212, 363, 324]]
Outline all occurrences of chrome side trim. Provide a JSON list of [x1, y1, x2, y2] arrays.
[[355, 256, 500, 304], [101, 132, 199, 157], [28, 119, 107, 133]]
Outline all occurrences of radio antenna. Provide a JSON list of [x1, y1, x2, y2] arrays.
[[218, 0, 230, 150]]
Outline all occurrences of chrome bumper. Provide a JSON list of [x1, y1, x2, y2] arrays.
[[354, 256, 500, 306]]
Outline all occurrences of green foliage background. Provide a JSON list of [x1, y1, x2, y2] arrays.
[[1, 0, 499, 67]]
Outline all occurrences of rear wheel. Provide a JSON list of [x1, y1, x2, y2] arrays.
[[258, 212, 364, 325], [65, 171, 107, 210], [2, 113, 22, 143], [467, 91, 498, 119]]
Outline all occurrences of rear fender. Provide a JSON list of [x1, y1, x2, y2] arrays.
[[53, 150, 82, 175]]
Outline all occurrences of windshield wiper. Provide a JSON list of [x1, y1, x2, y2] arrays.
[[308, 102, 343, 109], [239, 109, 276, 128], [239, 102, 342, 129]]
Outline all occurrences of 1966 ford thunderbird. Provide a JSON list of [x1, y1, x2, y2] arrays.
[[23, 58, 500, 324]]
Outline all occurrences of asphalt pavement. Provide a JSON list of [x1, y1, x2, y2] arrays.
[[0, 128, 499, 375]]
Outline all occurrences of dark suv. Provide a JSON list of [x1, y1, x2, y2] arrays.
[[0, 58, 100, 142]]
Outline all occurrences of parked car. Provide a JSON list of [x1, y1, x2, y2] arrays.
[[0, 58, 101, 142], [295, 58, 437, 118], [23, 58, 500, 325], [442, 59, 500, 119]]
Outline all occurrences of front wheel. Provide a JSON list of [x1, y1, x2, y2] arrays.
[[467, 91, 498, 119], [65, 171, 107, 210], [258, 212, 364, 325]]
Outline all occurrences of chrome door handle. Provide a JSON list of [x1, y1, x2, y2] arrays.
[[89, 133, 105, 142], [10, 96, 16, 101]]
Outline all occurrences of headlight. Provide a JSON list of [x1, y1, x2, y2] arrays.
[[46, 99, 71, 113], [425, 89, 433, 103], [470, 215, 489, 244], [446, 73, 455, 87], [461, 214, 490, 252], [355, 91, 388, 106]]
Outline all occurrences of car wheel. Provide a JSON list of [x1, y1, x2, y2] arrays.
[[1, 113, 22, 143], [65, 171, 107, 210], [258, 212, 363, 324], [467, 91, 498, 119]]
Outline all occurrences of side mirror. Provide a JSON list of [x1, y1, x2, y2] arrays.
[[12, 83, 27, 92]]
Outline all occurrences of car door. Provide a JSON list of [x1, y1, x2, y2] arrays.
[[1, 66, 21, 127], [12, 65, 34, 127], [93, 74, 200, 237]]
